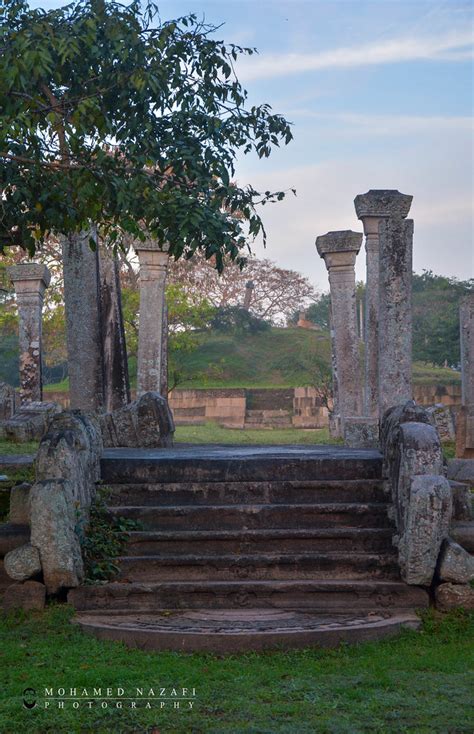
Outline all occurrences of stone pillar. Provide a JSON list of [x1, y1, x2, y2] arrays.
[[136, 242, 170, 396], [354, 190, 413, 418], [243, 281, 254, 311], [160, 303, 169, 397], [7, 263, 51, 405], [378, 215, 414, 417], [61, 229, 105, 412], [99, 249, 131, 412], [316, 231, 363, 426], [328, 306, 341, 438], [456, 294, 474, 458]]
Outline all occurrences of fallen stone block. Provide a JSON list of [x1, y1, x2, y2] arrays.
[[0, 401, 61, 443], [435, 582, 474, 611], [4, 543, 41, 581], [451, 523, 474, 553], [99, 391, 175, 448], [2, 580, 45, 612], [438, 538, 474, 584]]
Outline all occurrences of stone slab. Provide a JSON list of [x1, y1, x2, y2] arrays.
[[101, 445, 383, 484], [73, 608, 421, 652]]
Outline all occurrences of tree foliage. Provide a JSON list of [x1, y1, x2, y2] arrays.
[[0, 0, 293, 268], [300, 272, 472, 367], [412, 271, 473, 366], [210, 306, 271, 335], [168, 252, 317, 325]]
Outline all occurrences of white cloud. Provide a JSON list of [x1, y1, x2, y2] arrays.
[[238, 29, 474, 81], [286, 112, 473, 137], [237, 146, 474, 290]]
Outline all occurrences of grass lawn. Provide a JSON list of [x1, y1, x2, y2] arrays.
[[41, 328, 461, 393], [174, 424, 340, 446], [0, 440, 39, 456], [0, 605, 472, 733]]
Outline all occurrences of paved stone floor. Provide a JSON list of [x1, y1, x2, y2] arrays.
[[103, 444, 383, 460]]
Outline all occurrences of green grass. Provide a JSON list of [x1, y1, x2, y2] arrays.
[[0, 440, 38, 456], [412, 363, 461, 386], [176, 327, 332, 388], [42, 328, 461, 393], [0, 605, 472, 733], [442, 441, 456, 460], [175, 423, 340, 445], [43, 378, 69, 392]]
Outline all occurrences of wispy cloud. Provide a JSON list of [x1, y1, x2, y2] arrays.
[[238, 29, 474, 81], [286, 112, 473, 136]]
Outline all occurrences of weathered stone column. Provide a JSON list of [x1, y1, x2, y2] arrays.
[[99, 249, 131, 412], [61, 229, 105, 411], [136, 242, 170, 396], [160, 303, 169, 398], [354, 190, 413, 418], [378, 214, 414, 417], [7, 263, 51, 404], [456, 294, 474, 458], [316, 231, 363, 425]]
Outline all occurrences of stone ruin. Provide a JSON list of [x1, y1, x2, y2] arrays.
[[315, 189, 461, 449], [456, 293, 474, 458], [0, 263, 64, 443]]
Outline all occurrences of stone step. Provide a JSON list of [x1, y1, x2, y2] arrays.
[[105, 479, 387, 507], [101, 446, 383, 484], [116, 552, 400, 582], [110, 502, 393, 531], [73, 608, 422, 653], [68, 579, 429, 613], [125, 527, 395, 555]]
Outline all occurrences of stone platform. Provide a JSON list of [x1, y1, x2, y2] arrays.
[[74, 607, 421, 653]]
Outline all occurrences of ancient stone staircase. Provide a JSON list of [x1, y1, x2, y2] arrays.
[[69, 445, 429, 651]]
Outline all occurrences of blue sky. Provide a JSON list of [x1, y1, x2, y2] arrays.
[[31, 1, 473, 290]]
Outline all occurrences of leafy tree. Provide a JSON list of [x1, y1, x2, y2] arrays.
[[412, 271, 473, 366], [0, 0, 293, 268], [210, 305, 271, 335]]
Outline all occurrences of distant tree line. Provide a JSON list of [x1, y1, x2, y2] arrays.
[[292, 271, 473, 368]]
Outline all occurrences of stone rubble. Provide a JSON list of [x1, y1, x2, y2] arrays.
[[99, 391, 175, 449], [4, 543, 42, 581], [437, 538, 474, 584]]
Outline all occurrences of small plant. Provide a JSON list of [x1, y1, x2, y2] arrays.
[[80, 490, 141, 584]]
